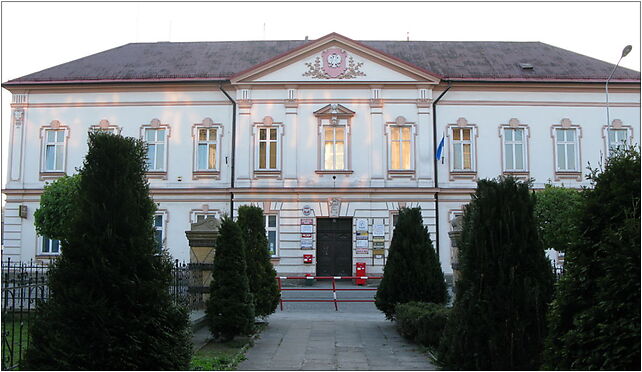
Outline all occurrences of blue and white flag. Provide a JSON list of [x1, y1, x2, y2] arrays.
[[435, 134, 445, 161]]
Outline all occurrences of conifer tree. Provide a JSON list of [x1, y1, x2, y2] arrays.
[[237, 206, 280, 318], [206, 217, 255, 340], [438, 177, 554, 370], [543, 147, 640, 370], [375, 207, 448, 320], [23, 132, 192, 370]]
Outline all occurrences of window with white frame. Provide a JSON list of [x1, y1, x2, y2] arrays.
[[145, 128, 167, 171], [153, 214, 164, 253], [389, 126, 413, 170], [257, 127, 279, 170], [451, 127, 474, 171], [554, 128, 579, 171], [43, 129, 66, 172], [502, 128, 528, 171], [323, 124, 346, 170], [195, 127, 218, 171], [41, 236, 61, 255], [607, 128, 628, 154], [265, 214, 278, 256], [193, 213, 217, 223]]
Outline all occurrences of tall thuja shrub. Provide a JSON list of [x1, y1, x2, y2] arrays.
[[237, 206, 280, 318], [23, 132, 191, 370], [543, 147, 640, 370], [375, 207, 448, 320], [206, 217, 255, 340], [438, 177, 554, 370]]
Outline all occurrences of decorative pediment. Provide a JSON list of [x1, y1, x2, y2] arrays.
[[231, 33, 441, 85], [313, 104, 355, 117]]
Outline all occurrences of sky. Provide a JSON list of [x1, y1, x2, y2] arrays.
[[1, 1, 640, 198]]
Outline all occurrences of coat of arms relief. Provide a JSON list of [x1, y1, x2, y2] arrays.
[[303, 48, 366, 79]]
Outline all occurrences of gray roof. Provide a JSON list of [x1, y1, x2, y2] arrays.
[[4, 40, 640, 85]]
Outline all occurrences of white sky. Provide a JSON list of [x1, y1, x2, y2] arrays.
[[1, 1, 640, 199]]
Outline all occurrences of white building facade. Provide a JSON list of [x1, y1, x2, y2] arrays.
[[3, 33, 640, 277]]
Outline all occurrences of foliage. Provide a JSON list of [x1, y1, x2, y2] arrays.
[[375, 207, 448, 320], [206, 217, 255, 341], [33, 174, 80, 240], [190, 337, 250, 371], [438, 176, 554, 370], [396, 302, 450, 348], [23, 132, 192, 370], [236, 206, 280, 318], [543, 146, 641, 370], [533, 183, 583, 252]]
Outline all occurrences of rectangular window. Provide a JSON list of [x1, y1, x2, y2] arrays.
[[452, 128, 473, 170], [323, 126, 345, 170], [194, 213, 216, 223], [44, 129, 65, 171], [607, 129, 628, 154], [390, 126, 412, 170], [196, 128, 218, 170], [555, 129, 578, 171], [258, 127, 278, 170], [41, 236, 61, 255], [503, 128, 526, 171], [145, 128, 166, 171], [265, 215, 278, 256], [153, 214, 164, 253]]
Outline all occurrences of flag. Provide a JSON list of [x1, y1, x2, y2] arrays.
[[436, 134, 445, 161]]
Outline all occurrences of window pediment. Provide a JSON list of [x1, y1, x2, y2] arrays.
[[313, 104, 355, 118]]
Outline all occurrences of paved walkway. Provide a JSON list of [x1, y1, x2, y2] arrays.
[[238, 311, 436, 370]]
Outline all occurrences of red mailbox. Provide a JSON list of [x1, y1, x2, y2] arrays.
[[303, 254, 313, 264], [356, 262, 367, 285]]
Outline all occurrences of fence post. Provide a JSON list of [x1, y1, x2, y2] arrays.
[[331, 277, 338, 311]]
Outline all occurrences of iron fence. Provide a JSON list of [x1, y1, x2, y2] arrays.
[[1, 258, 49, 370]]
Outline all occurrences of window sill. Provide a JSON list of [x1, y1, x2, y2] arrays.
[[193, 171, 220, 180], [253, 170, 282, 179], [387, 170, 415, 179], [270, 256, 281, 264], [449, 170, 477, 181], [40, 171, 66, 181], [315, 170, 354, 175], [502, 170, 530, 179], [554, 171, 582, 182], [146, 171, 167, 180], [36, 254, 60, 258]]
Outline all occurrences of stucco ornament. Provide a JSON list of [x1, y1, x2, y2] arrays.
[[303, 48, 366, 79], [328, 198, 341, 217]]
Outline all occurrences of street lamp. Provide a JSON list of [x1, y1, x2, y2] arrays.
[[605, 45, 632, 153]]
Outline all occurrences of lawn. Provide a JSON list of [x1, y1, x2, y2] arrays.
[[2, 315, 32, 369], [190, 323, 266, 371]]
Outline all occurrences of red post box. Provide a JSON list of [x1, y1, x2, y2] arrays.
[[356, 262, 366, 285], [303, 254, 313, 264]]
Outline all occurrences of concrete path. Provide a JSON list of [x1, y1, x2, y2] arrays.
[[238, 311, 436, 370]]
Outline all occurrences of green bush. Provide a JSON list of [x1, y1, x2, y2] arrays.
[[375, 207, 448, 320], [23, 132, 192, 370], [438, 176, 554, 370], [237, 206, 280, 318], [206, 217, 255, 341], [533, 184, 583, 252], [543, 147, 640, 370], [396, 302, 450, 348], [34, 174, 80, 240]]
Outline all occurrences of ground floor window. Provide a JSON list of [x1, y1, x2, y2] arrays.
[[41, 237, 61, 255], [265, 215, 278, 256], [153, 214, 164, 253]]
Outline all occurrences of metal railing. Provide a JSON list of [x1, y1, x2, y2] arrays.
[[276, 275, 382, 311], [1, 258, 50, 370]]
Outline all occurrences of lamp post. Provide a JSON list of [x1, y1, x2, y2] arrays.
[[605, 45, 632, 153]]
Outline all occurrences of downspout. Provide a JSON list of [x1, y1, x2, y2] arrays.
[[219, 84, 237, 218], [432, 80, 452, 258]]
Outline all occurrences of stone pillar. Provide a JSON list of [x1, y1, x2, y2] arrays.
[[416, 91, 433, 187], [448, 215, 463, 284], [185, 217, 220, 308], [369, 95, 385, 187], [283, 96, 299, 187], [236, 88, 253, 187]]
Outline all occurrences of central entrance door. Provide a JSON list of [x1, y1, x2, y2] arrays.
[[316, 218, 352, 276]]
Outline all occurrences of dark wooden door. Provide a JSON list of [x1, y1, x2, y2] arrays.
[[316, 218, 352, 276]]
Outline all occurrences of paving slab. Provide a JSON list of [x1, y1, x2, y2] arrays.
[[238, 311, 436, 370]]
